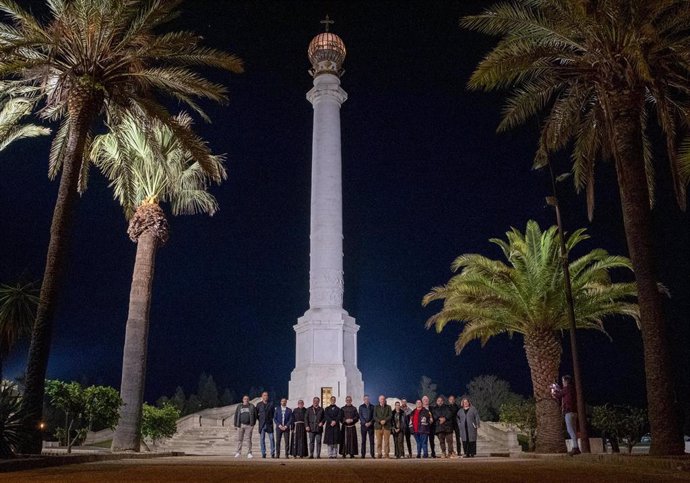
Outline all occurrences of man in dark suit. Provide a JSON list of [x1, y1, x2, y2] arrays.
[[358, 394, 375, 458], [274, 398, 293, 458], [256, 391, 275, 458]]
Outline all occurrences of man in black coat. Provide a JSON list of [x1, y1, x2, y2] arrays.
[[306, 397, 325, 458], [448, 395, 461, 456], [256, 391, 275, 458], [358, 394, 375, 458], [432, 396, 456, 458]]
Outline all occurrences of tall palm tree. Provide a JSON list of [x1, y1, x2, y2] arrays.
[[0, 0, 242, 452], [90, 111, 224, 452], [0, 282, 39, 382], [423, 221, 639, 453], [461, 0, 690, 454]]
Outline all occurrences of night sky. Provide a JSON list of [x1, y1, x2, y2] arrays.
[[1, 1, 689, 412]]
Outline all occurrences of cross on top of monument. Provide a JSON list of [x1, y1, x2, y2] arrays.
[[320, 15, 334, 32]]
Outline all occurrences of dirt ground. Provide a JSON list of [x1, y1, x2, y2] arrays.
[[2, 455, 690, 483]]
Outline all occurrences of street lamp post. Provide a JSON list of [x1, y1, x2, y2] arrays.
[[545, 162, 591, 454]]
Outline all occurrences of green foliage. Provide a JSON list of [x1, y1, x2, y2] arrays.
[[466, 375, 521, 422], [0, 96, 50, 153], [0, 382, 27, 457], [141, 403, 180, 444], [185, 394, 202, 416], [0, 281, 38, 375], [463, 0, 690, 212], [591, 404, 648, 453], [45, 380, 121, 453], [170, 387, 186, 413], [159, 375, 236, 416], [90, 112, 225, 219], [220, 388, 236, 407], [423, 221, 639, 353], [0, 0, 243, 187], [500, 398, 537, 451], [418, 376, 438, 402], [197, 373, 219, 409]]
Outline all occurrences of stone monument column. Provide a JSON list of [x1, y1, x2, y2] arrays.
[[288, 17, 364, 406]]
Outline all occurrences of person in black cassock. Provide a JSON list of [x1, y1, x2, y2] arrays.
[[323, 396, 342, 458], [290, 399, 309, 458], [339, 396, 359, 458]]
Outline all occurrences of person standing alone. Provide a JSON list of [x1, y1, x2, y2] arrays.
[[551, 375, 580, 456]]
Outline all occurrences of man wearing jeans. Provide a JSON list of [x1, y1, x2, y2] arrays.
[[234, 395, 257, 458], [373, 395, 392, 458], [552, 375, 580, 456], [256, 391, 275, 458]]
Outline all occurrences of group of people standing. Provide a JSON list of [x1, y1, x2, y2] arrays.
[[233, 391, 480, 459]]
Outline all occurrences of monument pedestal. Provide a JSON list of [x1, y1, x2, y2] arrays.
[[288, 308, 364, 405]]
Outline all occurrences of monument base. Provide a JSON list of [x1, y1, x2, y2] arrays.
[[288, 308, 364, 406]]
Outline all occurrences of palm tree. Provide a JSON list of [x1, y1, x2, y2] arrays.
[[0, 0, 242, 452], [0, 282, 39, 382], [461, 0, 690, 454], [423, 221, 638, 453], [90, 111, 224, 452]]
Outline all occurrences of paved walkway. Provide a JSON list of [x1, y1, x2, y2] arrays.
[[2, 456, 690, 482]]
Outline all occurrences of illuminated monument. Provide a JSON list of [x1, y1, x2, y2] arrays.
[[288, 17, 364, 405]]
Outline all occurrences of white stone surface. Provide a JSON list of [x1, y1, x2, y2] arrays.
[[288, 43, 364, 406]]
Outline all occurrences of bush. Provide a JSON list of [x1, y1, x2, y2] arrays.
[[141, 403, 180, 446], [500, 398, 537, 451], [591, 404, 648, 454], [0, 382, 27, 458]]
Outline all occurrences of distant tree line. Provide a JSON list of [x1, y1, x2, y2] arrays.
[[154, 373, 276, 417]]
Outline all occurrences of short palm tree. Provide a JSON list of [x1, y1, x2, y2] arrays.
[[91, 111, 225, 452], [462, 0, 690, 454], [423, 221, 638, 453], [0, 282, 39, 382], [0, 0, 242, 452]]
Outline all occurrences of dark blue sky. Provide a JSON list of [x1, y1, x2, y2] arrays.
[[1, 1, 688, 412]]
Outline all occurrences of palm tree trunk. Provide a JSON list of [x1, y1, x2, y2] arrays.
[[19, 93, 100, 454], [111, 232, 157, 452], [524, 330, 565, 453], [607, 91, 684, 455], [112, 204, 167, 452]]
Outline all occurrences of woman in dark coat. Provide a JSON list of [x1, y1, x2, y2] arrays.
[[409, 399, 432, 458], [290, 399, 309, 458], [456, 397, 480, 457], [339, 396, 360, 457], [391, 401, 407, 458], [323, 396, 342, 458]]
